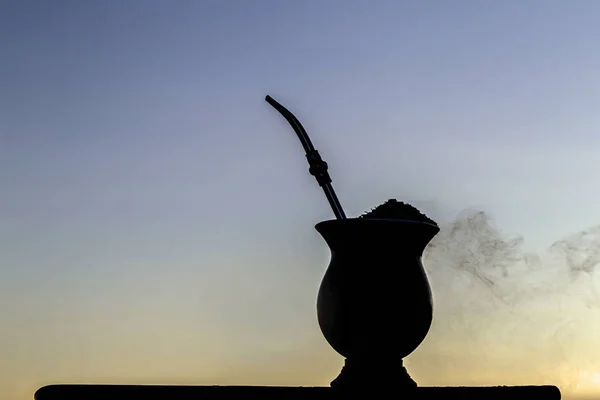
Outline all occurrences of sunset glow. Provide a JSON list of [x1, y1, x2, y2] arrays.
[[3, 1, 600, 400]]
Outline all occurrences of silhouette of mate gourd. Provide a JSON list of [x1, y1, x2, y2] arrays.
[[316, 200, 439, 388], [265, 95, 439, 388]]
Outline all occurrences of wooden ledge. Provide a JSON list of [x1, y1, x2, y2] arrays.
[[35, 384, 561, 400]]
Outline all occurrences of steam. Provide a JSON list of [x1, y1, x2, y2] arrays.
[[423, 208, 600, 305], [412, 209, 600, 392]]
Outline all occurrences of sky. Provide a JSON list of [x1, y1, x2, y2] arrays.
[[2, 1, 600, 399]]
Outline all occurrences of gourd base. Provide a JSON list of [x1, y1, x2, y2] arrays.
[[330, 358, 417, 391]]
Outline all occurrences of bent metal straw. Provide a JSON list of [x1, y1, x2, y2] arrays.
[[265, 95, 346, 220]]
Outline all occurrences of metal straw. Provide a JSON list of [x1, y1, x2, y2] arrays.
[[265, 95, 346, 220]]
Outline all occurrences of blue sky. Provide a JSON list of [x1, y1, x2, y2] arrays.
[[3, 1, 600, 399]]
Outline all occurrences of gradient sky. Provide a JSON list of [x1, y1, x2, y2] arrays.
[[3, 1, 600, 399]]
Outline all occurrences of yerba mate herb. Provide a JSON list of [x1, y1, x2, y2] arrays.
[[359, 199, 437, 226]]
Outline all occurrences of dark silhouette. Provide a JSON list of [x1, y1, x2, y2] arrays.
[[265, 95, 346, 220], [34, 96, 562, 399], [35, 384, 562, 399], [316, 217, 438, 389]]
